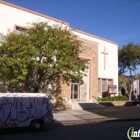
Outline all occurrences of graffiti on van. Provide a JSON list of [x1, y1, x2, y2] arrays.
[[0, 95, 51, 123], [0, 122, 18, 128]]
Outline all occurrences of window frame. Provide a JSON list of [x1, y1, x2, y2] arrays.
[[98, 78, 114, 96]]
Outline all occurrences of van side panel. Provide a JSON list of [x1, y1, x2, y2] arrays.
[[0, 93, 53, 129]]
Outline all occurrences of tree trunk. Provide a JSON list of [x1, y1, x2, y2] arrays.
[[55, 76, 62, 107]]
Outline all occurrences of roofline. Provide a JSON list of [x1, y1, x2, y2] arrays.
[[0, 0, 118, 45], [0, 0, 69, 26], [70, 28, 118, 45]]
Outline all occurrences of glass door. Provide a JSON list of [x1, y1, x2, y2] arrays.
[[71, 83, 79, 101]]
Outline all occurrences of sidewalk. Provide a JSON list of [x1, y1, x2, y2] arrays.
[[52, 106, 140, 126]]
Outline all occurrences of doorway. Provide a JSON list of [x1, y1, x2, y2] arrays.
[[71, 83, 79, 101]]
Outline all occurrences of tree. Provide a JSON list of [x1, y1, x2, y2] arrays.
[[0, 22, 88, 93], [118, 42, 140, 100]]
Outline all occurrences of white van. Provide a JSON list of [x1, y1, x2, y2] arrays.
[[0, 93, 53, 131]]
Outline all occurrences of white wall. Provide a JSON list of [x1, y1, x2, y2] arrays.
[[0, 3, 68, 35], [98, 40, 118, 88]]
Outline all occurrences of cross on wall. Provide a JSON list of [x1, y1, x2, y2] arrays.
[[101, 46, 108, 70]]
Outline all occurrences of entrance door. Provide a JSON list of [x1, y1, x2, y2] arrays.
[[71, 83, 79, 101], [80, 84, 87, 102]]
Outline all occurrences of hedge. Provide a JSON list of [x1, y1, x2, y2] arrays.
[[98, 95, 128, 101]]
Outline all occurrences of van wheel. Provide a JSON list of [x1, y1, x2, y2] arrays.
[[30, 120, 44, 132]]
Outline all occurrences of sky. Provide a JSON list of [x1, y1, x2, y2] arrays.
[[4, 0, 140, 49]]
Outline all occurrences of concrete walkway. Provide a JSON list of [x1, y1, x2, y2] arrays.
[[52, 106, 140, 126]]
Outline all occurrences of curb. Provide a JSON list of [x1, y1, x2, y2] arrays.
[[47, 118, 140, 127]]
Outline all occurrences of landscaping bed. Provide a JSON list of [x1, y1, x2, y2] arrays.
[[97, 95, 133, 106], [98, 101, 133, 106]]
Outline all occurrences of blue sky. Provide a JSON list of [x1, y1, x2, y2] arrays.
[[5, 0, 140, 48]]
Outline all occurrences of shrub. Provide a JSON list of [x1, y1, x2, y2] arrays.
[[98, 95, 128, 101]]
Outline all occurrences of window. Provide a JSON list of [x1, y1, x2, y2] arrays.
[[98, 78, 113, 96], [15, 25, 27, 34], [98, 79, 101, 93], [108, 79, 113, 85], [102, 79, 107, 96]]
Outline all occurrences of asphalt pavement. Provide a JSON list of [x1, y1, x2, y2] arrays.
[[52, 106, 140, 126]]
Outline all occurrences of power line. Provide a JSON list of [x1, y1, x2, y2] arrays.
[[65, 0, 140, 20]]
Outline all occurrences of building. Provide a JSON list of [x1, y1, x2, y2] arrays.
[[132, 79, 140, 97], [0, 0, 118, 105]]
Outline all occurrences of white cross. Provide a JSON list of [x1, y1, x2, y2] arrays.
[[101, 47, 108, 70]]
